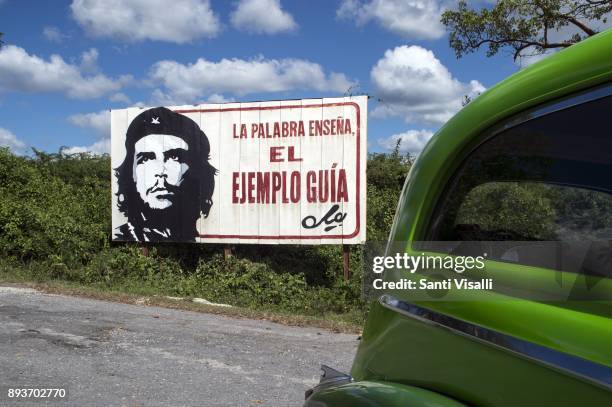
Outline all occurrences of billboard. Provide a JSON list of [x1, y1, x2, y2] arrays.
[[111, 96, 367, 244]]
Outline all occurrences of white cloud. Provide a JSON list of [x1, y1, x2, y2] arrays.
[[378, 129, 434, 153], [337, 0, 446, 40], [71, 0, 220, 43], [68, 110, 110, 136], [337, 1, 504, 40], [43, 26, 69, 43], [150, 89, 234, 106], [0, 45, 130, 99], [63, 138, 110, 155], [371, 45, 485, 125], [231, 0, 297, 34], [149, 89, 184, 106], [109, 92, 131, 104], [149, 56, 354, 104], [79, 48, 99, 73], [64, 109, 110, 155], [0, 127, 27, 154], [205, 93, 232, 103]]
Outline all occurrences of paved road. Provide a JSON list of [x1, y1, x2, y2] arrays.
[[0, 286, 359, 407]]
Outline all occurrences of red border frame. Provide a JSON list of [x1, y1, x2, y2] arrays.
[[174, 102, 362, 240]]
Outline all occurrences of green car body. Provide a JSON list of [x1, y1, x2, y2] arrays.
[[306, 30, 612, 406]]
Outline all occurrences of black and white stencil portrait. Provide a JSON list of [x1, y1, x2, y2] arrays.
[[113, 107, 216, 242]]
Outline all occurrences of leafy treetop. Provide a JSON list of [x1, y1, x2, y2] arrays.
[[441, 0, 612, 61]]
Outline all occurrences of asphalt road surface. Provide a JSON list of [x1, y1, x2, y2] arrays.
[[0, 286, 359, 407]]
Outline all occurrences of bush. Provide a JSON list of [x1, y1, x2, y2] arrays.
[[0, 148, 110, 265], [194, 255, 302, 308], [0, 146, 411, 319]]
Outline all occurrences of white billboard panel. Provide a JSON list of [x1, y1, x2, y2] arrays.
[[111, 96, 367, 244]]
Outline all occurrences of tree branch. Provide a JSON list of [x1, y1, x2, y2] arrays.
[[469, 37, 570, 60], [441, 1, 609, 61], [560, 15, 598, 36]]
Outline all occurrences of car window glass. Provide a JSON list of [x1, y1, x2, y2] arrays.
[[426, 94, 612, 277]]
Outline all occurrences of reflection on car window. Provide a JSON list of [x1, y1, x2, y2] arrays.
[[427, 94, 612, 276], [455, 182, 612, 242]]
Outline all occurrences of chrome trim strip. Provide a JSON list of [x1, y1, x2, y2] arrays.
[[305, 365, 353, 400], [379, 295, 612, 390], [487, 83, 612, 141]]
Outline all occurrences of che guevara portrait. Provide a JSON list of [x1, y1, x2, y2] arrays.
[[113, 107, 216, 242]]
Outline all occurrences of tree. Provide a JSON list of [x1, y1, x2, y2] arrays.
[[441, 1, 612, 61]]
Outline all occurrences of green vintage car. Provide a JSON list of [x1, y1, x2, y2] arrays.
[[305, 30, 612, 406]]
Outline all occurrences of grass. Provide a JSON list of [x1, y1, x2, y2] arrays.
[[0, 265, 364, 334]]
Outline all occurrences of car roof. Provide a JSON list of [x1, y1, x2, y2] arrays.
[[397, 28, 612, 241]]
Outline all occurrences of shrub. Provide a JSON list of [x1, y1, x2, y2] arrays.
[[0, 146, 411, 319]]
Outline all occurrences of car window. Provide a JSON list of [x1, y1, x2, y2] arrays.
[[426, 93, 612, 277], [455, 182, 612, 241]]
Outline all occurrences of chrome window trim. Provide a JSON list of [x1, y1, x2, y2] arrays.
[[379, 295, 612, 391], [486, 83, 612, 140]]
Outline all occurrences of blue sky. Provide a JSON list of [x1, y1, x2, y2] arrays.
[[0, 0, 523, 156]]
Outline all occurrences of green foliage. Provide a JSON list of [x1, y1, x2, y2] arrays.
[[0, 148, 110, 265], [454, 181, 612, 241], [457, 182, 557, 239], [81, 247, 180, 284], [441, 0, 611, 61], [197, 250, 365, 315], [194, 254, 308, 309], [366, 144, 413, 240], [367, 140, 413, 190], [0, 146, 409, 320], [32, 148, 110, 187], [367, 185, 401, 241], [544, 183, 612, 237]]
